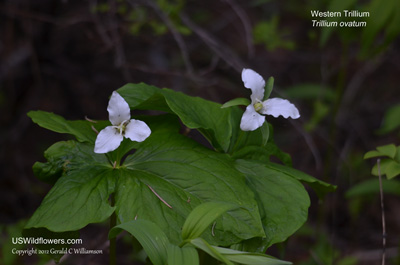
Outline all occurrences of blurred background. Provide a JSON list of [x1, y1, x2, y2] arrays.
[[1, 0, 400, 264]]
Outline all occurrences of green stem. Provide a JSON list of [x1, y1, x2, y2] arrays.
[[109, 194, 116, 265], [229, 130, 245, 154]]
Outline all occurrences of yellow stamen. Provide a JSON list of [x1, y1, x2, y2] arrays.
[[254, 102, 263, 112]]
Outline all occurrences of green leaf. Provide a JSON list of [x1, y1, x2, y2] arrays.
[[109, 220, 169, 265], [264, 77, 274, 100], [221, 98, 251, 108], [119, 130, 265, 245], [32, 141, 75, 184], [25, 141, 116, 231], [27, 128, 265, 245], [213, 247, 292, 265], [190, 238, 291, 265], [118, 83, 242, 152], [371, 159, 400, 180], [167, 245, 199, 265], [27, 111, 106, 144], [229, 123, 271, 154], [235, 160, 310, 248], [232, 142, 292, 167], [182, 202, 238, 241], [190, 238, 234, 265], [364, 144, 397, 159], [262, 162, 336, 199]]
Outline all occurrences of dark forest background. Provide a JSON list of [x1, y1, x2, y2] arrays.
[[1, 0, 400, 264]]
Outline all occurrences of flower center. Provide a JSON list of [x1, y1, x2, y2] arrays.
[[115, 120, 130, 135], [254, 102, 263, 112]]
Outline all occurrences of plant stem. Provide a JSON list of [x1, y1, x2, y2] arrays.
[[377, 159, 386, 265], [110, 194, 117, 265]]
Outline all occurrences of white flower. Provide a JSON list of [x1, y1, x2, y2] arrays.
[[240, 68, 300, 131], [94, 91, 151, 153]]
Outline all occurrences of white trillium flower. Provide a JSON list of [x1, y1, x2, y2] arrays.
[[94, 91, 151, 154], [240, 68, 300, 131]]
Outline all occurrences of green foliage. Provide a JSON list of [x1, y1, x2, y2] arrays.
[[110, 220, 170, 265], [221, 98, 251, 109], [364, 144, 400, 179], [264, 76, 274, 100], [109, 203, 291, 265], [235, 160, 310, 247], [253, 17, 295, 51], [26, 82, 335, 263], [181, 202, 238, 241], [190, 237, 291, 265]]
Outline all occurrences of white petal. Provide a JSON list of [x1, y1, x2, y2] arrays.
[[261, 98, 300, 119], [125, 119, 151, 142], [240, 105, 266, 131], [107, 91, 131, 126], [94, 126, 124, 153], [241, 68, 265, 102]]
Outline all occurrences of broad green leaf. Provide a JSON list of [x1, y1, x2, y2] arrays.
[[232, 143, 292, 167], [161, 88, 236, 151], [181, 202, 238, 241], [27, 116, 265, 246], [32, 141, 76, 184], [346, 179, 400, 198], [25, 141, 115, 232], [221, 98, 251, 108], [119, 131, 265, 245], [371, 159, 400, 180], [263, 162, 336, 198], [364, 144, 397, 159], [264, 76, 274, 100], [115, 82, 165, 110], [235, 160, 310, 248], [167, 245, 199, 265], [28, 110, 106, 144], [190, 238, 234, 265], [229, 123, 271, 154], [109, 220, 169, 265], [118, 83, 241, 152]]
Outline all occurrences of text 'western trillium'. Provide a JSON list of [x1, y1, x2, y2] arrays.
[[94, 91, 151, 153], [240, 68, 300, 131]]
